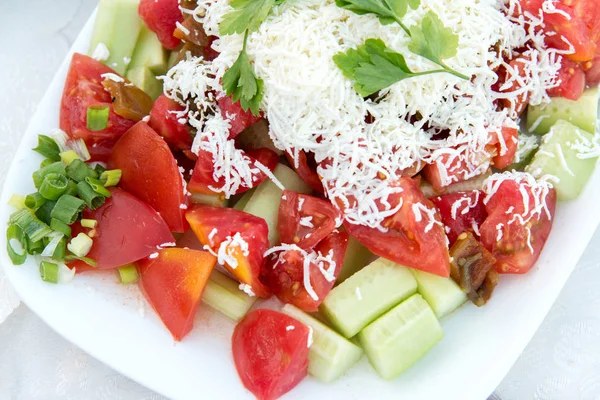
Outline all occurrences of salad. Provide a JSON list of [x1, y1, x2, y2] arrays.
[[4, 0, 600, 398]]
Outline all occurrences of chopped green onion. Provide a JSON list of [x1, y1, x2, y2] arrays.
[[26, 238, 45, 255], [86, 105, 109, 131], [69, 138, 91, 161], [39, 261, 59, 283], [67, 233, 93, 257], [35, 200, 56, 225], [41, 232, 64, 257], [100, 169, 122, 187], [64, 180, 78, 197], [6, 224, 27, 265], [77, 181, 106, 210], [66, 159, 98, 182], [8, 194, 26, 210], [80, 219, 97, 229], [51, 218, 72, 238], [33, 135, 61, 161], [117, 264, 139, 284], [9, 209, 52, 243], [94, 163, 107, 175], [52, 238, 67, 262], [64, 254, 97, 268], [33, 162, 66, 189], [39, 173, 69, 201], [84, 177, 111, 197], [40, 158, 54, 168], [60, 150, 81, 166], [51, 195, 85, 225], [25, 192, 47, 209]]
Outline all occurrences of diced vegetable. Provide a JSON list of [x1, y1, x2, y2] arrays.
[[190, 192, 228, 207], [201, 270, 257, 321], [125, 67, 163, 100], [126, 25, 168, 75], [138, 0, 183, 50], [33, 135, 61, 161], [410, 268, 467, 319], [39, 261, 60, 284], [118, 264, 139, 284], [8, 194, 26, 210], [68, 233, 93, 257], [335, 236, 373, 285], [6, 224, 27, 265], [507, 132, 539, 171]]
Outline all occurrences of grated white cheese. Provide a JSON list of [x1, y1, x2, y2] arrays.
[[286, 325, 295, 331], [307, 326, 314, 348], [101, 73, 125, 83], [92, 42, 110, 62], [239, 283, 255, 297]]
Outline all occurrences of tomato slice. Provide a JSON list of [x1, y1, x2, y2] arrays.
[[217, 95, 263, 139], [277, 190, 340, 250], [59, 53, 137, 162], [109, 121, 189, 233], [430, 190, 487, 247], [68, 188, 174, 270], [149, 94, 193, 151], [489, 126, 518, 169], [262, 230, 348, 312], [138, 0, 183, 50], [422, 147, 491, 193], [138, 248, 216, 340], [246, 147, 279, 172], [185, 205, 271, 297], [546, 58, 586, 101], [479, 175, 557, 274], [584, 54, 600, 87], [496, 55, 530, 115], [285, 150, 324, 193], [232, 309, 310, 400], [345, 177, 451, 277]]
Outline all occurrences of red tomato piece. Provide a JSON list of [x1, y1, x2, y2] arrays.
[[479, 175, 557, 274], [422, 147, 491, 193], [68, 188, 174, 270], [278, 190, 340, 250], [547, 58, 586, 101], [497, 56, 531, 115], [489, 126, 519, 169], [262, 231, 348, 312], [109, 121, 189, 233], [138, 248, 216, 340], [584, 54, 600, 87], [232, 309, 310, 400], [217, 95, 263, 139], [59, 53, 136, 162], [430, 191, 488, 247], [345, 177, 451, 277], [246, 147, 279, 172], [285, 150, 324, 194], [186, 205, 271, 297], [149, 94, 192, 151], [139, 0, 183, 50]]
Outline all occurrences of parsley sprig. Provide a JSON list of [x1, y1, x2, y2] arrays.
[[335, 0, 419, 35]]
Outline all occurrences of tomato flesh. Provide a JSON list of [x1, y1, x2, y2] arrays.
[[285, 150, 324, 193], [139, 0, 183, 50], [490, 126, 519, 169], [217, 95, 263, 139], [584, 54, 600, 87], [430, 190, 487, 247], [547, 58, 586, 101], [138, 248, 216, 340], [232, 309, 310, 400], [149, 94, 193, 151]]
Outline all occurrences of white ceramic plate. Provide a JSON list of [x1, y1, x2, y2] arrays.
[[1, 10, 600, 400]]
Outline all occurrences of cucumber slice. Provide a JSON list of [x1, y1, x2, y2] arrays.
[[167, 51, 180, 70], [507, 132, 540, 171], [358, 294, 443, 380], [410, 269, 466, 319], [236, 120, 284, 156], [282, 304, 363, 383], [127, 25, 168, 75], [89, 0, 143, 75], [527, 88, 598, 135], [335, 236, 373, 285], [233, 189, 255, 211], [190, 192, 228, 207], [202, 270, 256, 321], [125, 67, 163, 100], [526, 120, 598, 200], [321, 258, 417, 338], [243, 164, 312, 245]]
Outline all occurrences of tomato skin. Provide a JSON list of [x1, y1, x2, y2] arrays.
[[185, 205, 271, 298], [480, 178, 557, 274], [60, 53, 136, 162], [497, 56, 530, 115], [278, 190, 340, 250], [345, 177, 450, 277], [430, 191, 487, 247], [137, 248, 216, 340], [422, 148, 491, 193], [139, 0, 183, 50], [285, 150, 324, 194], [232, 309, 310, 400], [547, 58, 586, 101], [246, 147, 279, 172], [217, 95, 263, 139], [149, 94, 192, 151], [490, 126, 519, 169], [262, 231, 348, 312], [584, 54, 600, 87], [68, 188, 175, 270], [109, 121, 189, 233]]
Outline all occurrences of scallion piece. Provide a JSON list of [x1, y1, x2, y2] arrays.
[[85, 177, 111, 197], [64, 180, 78, 197], [33, 162, 66, 189], [26, 238, 45, 255], [40, 158, 54, 168], [39, 173, 69, 201], [52, 237, 67, 262], [35, 200, 56, 225], [39, 261, 59, 283], [60, 150, 81, 166], [25, 192, 47, 209], [94, 163, 107, 175], [9, 209, 52, 243], [67, 233, 93, 257], [51, 218, 72, 238], [33, 135, 61, 161], [86, 105, 109, 131], [77, 181, 106, 210], [6, 224, 27, 265], [80, 219, 97, 229], [64, 254, 97, 268], [66, 159, 98, 182], [51, 195, 85, 225], [41, 233, 64, 258], [117, 264, 139, 284], [8, 194, 26, 210], [100, 169, 122, 187]]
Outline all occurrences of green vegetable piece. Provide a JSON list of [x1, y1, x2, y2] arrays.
[[335, 0, 419, 33], [51, 237, 68, 262], [100, 169, 122, 187], [410, 268, 466, 319], [39, 261, 59, 284], [51, 218, 72, 238], [94, 163, 107, 175], [507, 132, 540, 171], [86, 105, 110, 132], [408, 12, 461, 74], [35, 201, 57, 225], [68, 233, 94, 258], [202, 270, 257, 321], [219, 0, 285, 35], [33, 162, 66, 189], [60, 150, 81, 166], [77, 182, 106, 210], [25, 192, 47, 209], [118, 264, 139, 284], [26, 238, 45, 255], [8, 194, 26, 210], [6, 224, 27, 265], [66, 159, 98, 182], [335, 236, 373, 285], [81, 219, 98, 229], [51, 195, 85, 225], [33, 135, 61, 161], [127, 25, 168, 75], [39, 173, 69, 201], [125, 67, 163, 100], [9, 209, 53, 243], [85, 177, 112, 197], [64, 254, 98, 268]]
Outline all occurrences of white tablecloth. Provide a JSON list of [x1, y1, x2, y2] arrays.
[[1, 1, 599, 399]]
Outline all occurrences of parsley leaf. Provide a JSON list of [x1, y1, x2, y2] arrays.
[[335, 0, 420, 34], [220, 0, 285, 35]]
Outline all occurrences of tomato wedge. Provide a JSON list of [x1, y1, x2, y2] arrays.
[[430, 190, 487, 247], [149, 94, 193, 151], [345, 177, 451, 277], [285, 150, 324, 193], [232, 309, 310, 400], [278, 190, 340, 250], [186, 205, 271, 297], [139, 0, 183, 50], [246, 147, 279, 172], [479, 174, 556, 274], [262, 230, 348, 312], [60, 53, 137, 162], [109, 121, 189, 233], [496, 55, 530, 115], [217, 95, 263, 139], [584, 54, 600, 87], [422, 148, 490, 193], [68, 188, 174, 270], [138, 248, 216, 340], [489, 126, 518, 169], [546, 58, 586, 101]]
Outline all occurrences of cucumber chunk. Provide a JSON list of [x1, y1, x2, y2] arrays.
[[526, 120, 599, 200], [335, 236, 373, 285], [127, 25, 168, 75], [410, 269, 467, 319], [202, 270, 256, 321], [507, 132, 540, 171], [357, 294, 443, 380], [527, 88, 598, 135], [125, 67, 163, 100], [282, 304, 363, 383], [233, 189, 255, 211], [89, 0, 143, 75], [190, 192, 228, 207], [321, 258, 417, 338], [243, 164, 312, 245]]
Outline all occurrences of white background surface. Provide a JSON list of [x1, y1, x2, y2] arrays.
[[0, 1, 599, 399]]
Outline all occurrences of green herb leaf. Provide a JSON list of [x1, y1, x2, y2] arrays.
[[335, 0, 419, 33], [220, 0, 284, 35]]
